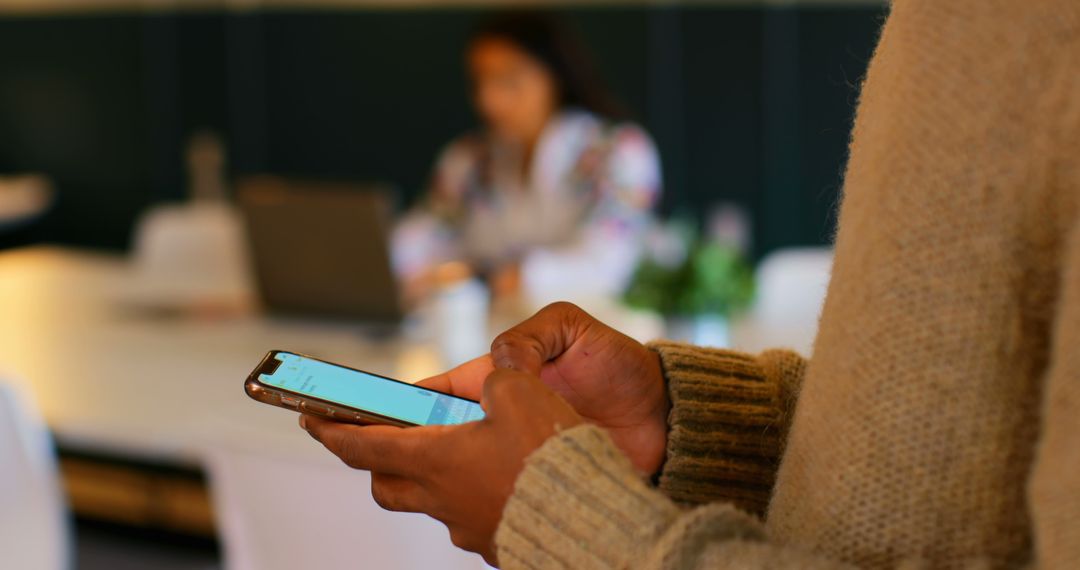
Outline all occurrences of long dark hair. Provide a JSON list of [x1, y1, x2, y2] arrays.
[[468, 11, 624, 120]]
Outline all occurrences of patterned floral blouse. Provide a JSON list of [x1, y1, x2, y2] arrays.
[[392, 109, 661, 298]]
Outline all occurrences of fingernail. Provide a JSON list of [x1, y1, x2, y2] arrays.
[[300, 415, 308, 429]]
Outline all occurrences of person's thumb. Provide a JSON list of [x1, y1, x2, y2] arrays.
[[489, 302, 590, 374]]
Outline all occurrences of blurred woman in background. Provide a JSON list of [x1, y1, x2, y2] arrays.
[[392, 12, 661, 304]]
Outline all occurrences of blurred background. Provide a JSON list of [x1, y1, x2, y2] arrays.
[[0, 0, 883, 568]]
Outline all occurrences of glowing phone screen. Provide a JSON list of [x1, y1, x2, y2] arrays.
[[260, 352, 485, 426]]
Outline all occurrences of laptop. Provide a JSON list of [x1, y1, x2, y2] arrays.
[[238, 177, 403, 322]]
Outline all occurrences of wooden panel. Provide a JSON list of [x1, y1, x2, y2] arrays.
[[60, 456, 217, 537]]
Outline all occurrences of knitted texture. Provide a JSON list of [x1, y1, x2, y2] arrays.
[[767, 0, 1079, 566], [496, 425, 773, 570], [648, 342, 806, 515], [496, 0, 1080, 568], [498, 424, 860, 569]]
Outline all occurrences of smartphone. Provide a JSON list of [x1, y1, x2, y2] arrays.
[[245, 350, 485, 427]]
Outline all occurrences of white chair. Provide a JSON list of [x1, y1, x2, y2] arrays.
[[730, 247, 834, 355], [0, 380, 71, 570], [205, 447, 490, 570]]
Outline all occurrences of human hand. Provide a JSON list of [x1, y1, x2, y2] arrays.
[[301, 368, 582, 566], [491, 302, 669, 475]]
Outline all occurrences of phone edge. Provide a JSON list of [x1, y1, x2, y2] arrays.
[[244, 350, 418, 428]]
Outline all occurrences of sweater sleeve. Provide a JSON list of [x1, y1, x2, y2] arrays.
[[648, 342, 806, 515], [495, 424, 853, 570]]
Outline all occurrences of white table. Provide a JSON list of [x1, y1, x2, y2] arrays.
[[0, 247, 451, 462], [0, 246, 489, 569]]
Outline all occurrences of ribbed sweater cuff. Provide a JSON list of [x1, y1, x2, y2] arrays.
[[648, 341, 805, 515], [496, 424, 682, 569]]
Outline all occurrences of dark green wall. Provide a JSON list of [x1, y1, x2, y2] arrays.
[[0, 5, 885, 257]]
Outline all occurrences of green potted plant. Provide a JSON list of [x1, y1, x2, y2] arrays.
[[623, 216, 755, 346]]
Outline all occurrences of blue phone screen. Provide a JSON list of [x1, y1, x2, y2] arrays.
[[260, 352, 485, 426]]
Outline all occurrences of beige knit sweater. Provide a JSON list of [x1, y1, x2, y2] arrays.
[[494, 0, 1080, 568]]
